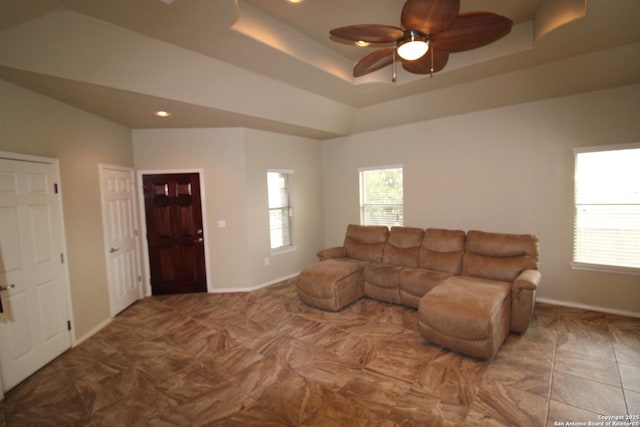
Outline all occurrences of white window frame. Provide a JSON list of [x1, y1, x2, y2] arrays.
[[571, 143, 640, 275], [267, 169, 296, 254], [359, 164, 404, 227]]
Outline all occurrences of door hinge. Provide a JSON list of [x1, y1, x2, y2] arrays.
[[138, 275, 142, 282], [67, 320, 72, 331], [54, 183, 59, 194], [60, 253, 64, 264]]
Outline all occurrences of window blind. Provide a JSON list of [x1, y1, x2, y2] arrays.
[[267, 171, 293, 250], [573, 147, 640, 270]]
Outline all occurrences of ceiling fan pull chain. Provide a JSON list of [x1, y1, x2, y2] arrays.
[[392, 49, 397, 83], [430, 47, 434, 78]]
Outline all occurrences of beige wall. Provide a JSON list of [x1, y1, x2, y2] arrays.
[[132, 128, 323, 291], [322, 84, 640, 315], [0, 80, 134, 340], [133, 128, 251, 291], [244, 129, 324, 286]]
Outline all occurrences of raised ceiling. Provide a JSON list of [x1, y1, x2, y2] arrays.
[[1, 0, 639, 139]]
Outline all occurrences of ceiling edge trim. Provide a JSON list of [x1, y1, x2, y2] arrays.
[[231, 1, 353, 82], [534, 0, 588, 41]]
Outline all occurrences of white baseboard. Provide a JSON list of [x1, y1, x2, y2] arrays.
[[73, 317, 113, 347], [536, 297, 640, 319], [210, 272, 299, 294]]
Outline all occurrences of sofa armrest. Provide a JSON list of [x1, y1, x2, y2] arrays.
[[514, 269, 541, 291], [317, 246, 346, 261], [511, 269, 541, 334]]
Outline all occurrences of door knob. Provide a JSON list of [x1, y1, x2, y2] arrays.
[[110, 247, 120, 253], [0, 284, 16, 291]]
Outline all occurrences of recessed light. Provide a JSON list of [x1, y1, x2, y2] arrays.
[[155, 111, 170, 118], [286, 0, 303, 3]]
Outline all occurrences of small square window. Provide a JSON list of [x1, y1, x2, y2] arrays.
[[359, 166, 403, 227]]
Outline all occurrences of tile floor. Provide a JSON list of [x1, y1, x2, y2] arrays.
[[1, 278, 639, 426]]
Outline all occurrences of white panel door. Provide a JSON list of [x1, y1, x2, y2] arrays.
[[100, 165, 141, 316], [0, 156, 72, 392]]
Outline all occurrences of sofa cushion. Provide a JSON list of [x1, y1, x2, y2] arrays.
[[465, 230, 539, 258], [463, 253, 538, 283], [399, 268, 451, 298], [382, 226, 424, 267], [399, 268, 451, 308], [418, 228, 465, 274], [364, 263, 403, 289], [462, 230, 539, 282], [343, 224, 389, 263]]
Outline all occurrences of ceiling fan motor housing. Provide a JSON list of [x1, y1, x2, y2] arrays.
[[401, 29, 429, 43]]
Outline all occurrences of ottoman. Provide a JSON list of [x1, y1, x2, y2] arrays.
[[296, 259, 364, 311], [418, 276, 511, 360]]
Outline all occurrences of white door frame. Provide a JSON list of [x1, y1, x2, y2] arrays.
[[136, 169, 212, 295], [0, 151, 74, 398], [99, 164, 143, 317]]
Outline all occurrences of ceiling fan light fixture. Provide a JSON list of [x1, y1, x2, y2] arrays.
[[396, 30, 429, 61]]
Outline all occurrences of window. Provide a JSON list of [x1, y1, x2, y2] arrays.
[[267, 170, 293, 250], [359, 166, 403, 227], [573, 145, 640, 272]]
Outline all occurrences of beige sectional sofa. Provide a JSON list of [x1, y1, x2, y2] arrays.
[[297, 224, 541, 360]]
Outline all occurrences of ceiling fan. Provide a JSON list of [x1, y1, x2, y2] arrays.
[[329, 0, 513, 80]]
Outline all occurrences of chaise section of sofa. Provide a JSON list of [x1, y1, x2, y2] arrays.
[[297, 224, 388, 311], [418, 276, 512, 360], [296, 259, 363, 311], [418, 230, 541, 359], [461, 230, 541, 333]]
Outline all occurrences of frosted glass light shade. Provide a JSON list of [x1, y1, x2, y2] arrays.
[[397, 39, 429, 61], [396, 30, 429, 61]]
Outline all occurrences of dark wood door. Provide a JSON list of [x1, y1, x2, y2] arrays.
[[143, 173, 207, 295]]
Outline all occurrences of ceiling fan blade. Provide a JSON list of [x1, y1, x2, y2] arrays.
[[330, 25, 404, 43], [402, 47, 449, 74], [353, 48, 395, 77], [431, 12, 512, 53], [401, 0, 460, 34]]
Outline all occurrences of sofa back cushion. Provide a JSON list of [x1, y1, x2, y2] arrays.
[[419, 228, 465, 274], [382, 227, 424, 267], [343, 224, 389, 262], [462, 230, 539, 282]]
